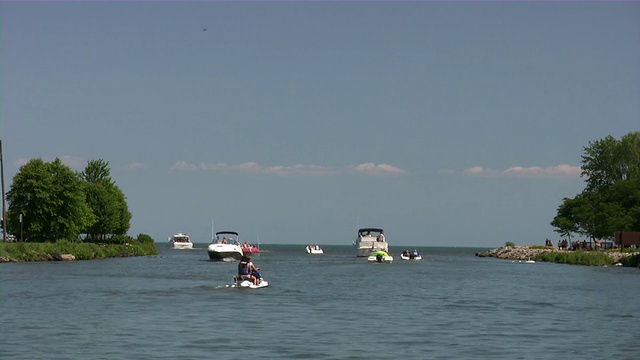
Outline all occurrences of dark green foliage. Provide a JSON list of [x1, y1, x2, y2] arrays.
[[5, 157, 134, 246], [552, 132, 640, 240], [136, 233, 155, 244], [617, 254, 640, 268], [535, 251, 615, 266], [81, 160, 131, 240], [0, 240, 158, 261], [505, 242, 515, 247], [6, 158, 95, 242]]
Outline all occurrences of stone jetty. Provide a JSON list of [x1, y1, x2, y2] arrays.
[[475, 246, 554, 261], [475, 246, 637, 263]]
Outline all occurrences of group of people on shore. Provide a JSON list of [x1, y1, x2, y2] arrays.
[[546, 238, 606, 251]]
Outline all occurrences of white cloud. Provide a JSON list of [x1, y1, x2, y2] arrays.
[[171, 161, 406, 176], [463, 164, 581, 179], [348, 162, 407, 175], [462, 166, 485, 175]]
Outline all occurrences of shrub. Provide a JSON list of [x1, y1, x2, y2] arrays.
[[535, 251, 615, 266], [505, 242, 516, 247], [136, 233, 155, 244]]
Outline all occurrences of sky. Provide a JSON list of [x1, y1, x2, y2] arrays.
[[1, 1, 638, 248]]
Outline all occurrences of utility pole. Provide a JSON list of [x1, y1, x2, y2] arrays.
[[1, 139, 6, 242]]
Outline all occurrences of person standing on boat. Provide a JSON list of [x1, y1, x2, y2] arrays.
[[238, 256, 260, 285]]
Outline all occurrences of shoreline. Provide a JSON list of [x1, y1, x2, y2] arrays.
[[475, 245, 639, 264]]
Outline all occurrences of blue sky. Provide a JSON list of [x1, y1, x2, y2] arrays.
[[1, 2, 638, 247]]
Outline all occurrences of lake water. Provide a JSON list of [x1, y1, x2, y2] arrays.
[[1, 243, 639, 360]]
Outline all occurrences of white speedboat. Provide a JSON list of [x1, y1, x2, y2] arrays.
[[306, 245, 324, 254], [207, 231, 243, 261], [400, 254, 423, 260], [367, 250, 393, 263], [232, 275, 269, 289], [354, 228, 389, 257], [169, 233, 193, 249], [400, 250, 422, 260]]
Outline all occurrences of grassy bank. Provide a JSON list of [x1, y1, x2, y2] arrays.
[[535, 250, 640, 267], [0, 240, 158, 262]]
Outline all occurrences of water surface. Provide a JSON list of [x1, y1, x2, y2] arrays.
[[1, 244, 639, 359]]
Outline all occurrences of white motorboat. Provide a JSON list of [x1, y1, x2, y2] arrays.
[[400, 250, 422, 260], [367, 250, 393, 263], [354, 228, 389, 257], [169, 233, 193, 249], [306, 245, 324, 254], [207, 231, 243, 261], [232, 275, 269, 289]]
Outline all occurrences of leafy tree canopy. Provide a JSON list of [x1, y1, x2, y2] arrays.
[[552, 131, 640, 241], [81, 159, 131, 241], [6, 158, 95, 242]]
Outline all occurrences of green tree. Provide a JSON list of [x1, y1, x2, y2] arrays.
[[552, 132, 640, 240], [81, 160, 131, 241], [82, 159, 113, 184], [551, 197, 580, 242], [6, 158, 95, 242]]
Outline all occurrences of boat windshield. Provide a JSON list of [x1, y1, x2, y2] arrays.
[[214, 233, 239, 244], [358, 229, 383, 237]]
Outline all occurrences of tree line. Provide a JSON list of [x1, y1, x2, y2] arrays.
[[551, 131, 640, 242], [4, 158, 132, 243]]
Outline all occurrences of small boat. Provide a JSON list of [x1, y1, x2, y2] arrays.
[[400, 250, 422, 260], [207, 231, 243, 261], [306, 245, 324, 254], [169, 233, 193, 250], [367, 250, 393, 263], [354, 228, 389, 257], [241, 243, 260, 254], [232, 274, 269, 289]]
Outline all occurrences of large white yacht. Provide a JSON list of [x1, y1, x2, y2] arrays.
[[354, 228, 389, 257], [169, 233, 194, 250]]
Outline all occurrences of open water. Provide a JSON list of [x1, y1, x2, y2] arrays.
[[1, 243, 639, 360]]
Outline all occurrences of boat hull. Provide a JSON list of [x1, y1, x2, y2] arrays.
[[208, 251, 242, 261], [367, 255, 394, 263], [233, 276, 269, 289], [207, 244, 243, 261], [172, 242, 193, 250], [356, 243, 389, 257], [400, 255, 422, 260], [306, 246, 324, 254]]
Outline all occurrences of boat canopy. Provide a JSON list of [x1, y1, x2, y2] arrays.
[[358, 228, 384, 235], [371, 250, 389, 257], [215, 231, 239, 236]]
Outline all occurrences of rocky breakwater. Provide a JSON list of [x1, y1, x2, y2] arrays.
[[476, 246, 639, 263], [0, 253, 76, 263], [476, 246, 553, 261]]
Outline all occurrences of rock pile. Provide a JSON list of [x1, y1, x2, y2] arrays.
[[475, 246, 553, 261], [476, 246, 639, 263]]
